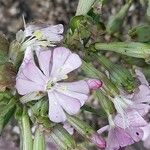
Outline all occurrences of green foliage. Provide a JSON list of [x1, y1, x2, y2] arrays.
[[49, 125, 76, 150], [129, 24, 150, 42]]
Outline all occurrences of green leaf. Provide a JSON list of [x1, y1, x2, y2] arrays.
[[76, 0, 96, 16], [0, 99, 16, 133], [129, 24, 150, 42], [95, 42, 150, 62], [106, 0, 133, 34]]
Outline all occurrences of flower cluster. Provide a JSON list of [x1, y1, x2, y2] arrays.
[[96, 69, 150, 150], [13, 22, 150, 150]]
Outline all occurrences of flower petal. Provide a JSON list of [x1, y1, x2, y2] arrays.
[[131, 103, 150, 116], [115, 127, 134, 147], [50, 47, 82, 80], [48, 91, 66, 123], [36, 50, 52, 77], [114, 110, 147, 128], [21, 60, 46, 83], [16, 78, 45, 95], [106, 127, 120, 150], [53, 91, 81, 115], [126, 127, 143, 142], [135, 69, 149, 86], [132, 84, 150, 103], [56, 81, 89, 106]]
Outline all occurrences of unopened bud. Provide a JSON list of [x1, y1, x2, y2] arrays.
[[87, 79, 102, 90], [91, 133, 106, 148]]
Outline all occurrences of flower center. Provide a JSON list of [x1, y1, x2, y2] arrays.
[[46, 80, 56, 90]]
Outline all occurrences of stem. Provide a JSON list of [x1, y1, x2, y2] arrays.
[[19, 108, 33, 150], [33, 127, 46, 150]]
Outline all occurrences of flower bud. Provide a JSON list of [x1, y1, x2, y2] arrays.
[[90, 133, 106, 148], [95, 42, 150, 62], [67, 115, 106, 149], [106, 0, 133, 34], [49, 125, 76, 150], [87, 79, 102, 90]]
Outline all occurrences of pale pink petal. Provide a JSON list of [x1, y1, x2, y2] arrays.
[[53, 91, 81, 115], [106, 127, 120, 150], [41, 32, 63, 42], [63, 122, 74, 135], [20, 59, 46, 84], [126, 127, 143, 142], [43, 24, 64, 34], [24, 24, 63, 40], [97, 125, 109, 134], [135, 69, 149, 86], [36, 50, 52, 77], [114, 110, 147, 128], [16, 78, 45, 95], [115, 127, 134, 147], [56, 81, 89, 106], [48, 91, 66, 123], [132, 84, 150, 103], [59, 80, 89, 94], [131, 103, 150, 116], [50, 47, 82, 79]]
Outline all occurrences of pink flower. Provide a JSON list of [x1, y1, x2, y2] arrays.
[[24, 23, 64, 42], [132, 69, 150, 104], [111, 69, 150, 122], [16, 24, 64, 51], [16, 47, 101, 123], [98, 111, 147, 150]]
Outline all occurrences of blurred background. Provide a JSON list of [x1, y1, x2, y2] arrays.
[[0, 0, 149, 149]]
